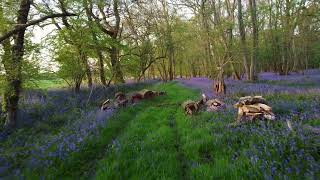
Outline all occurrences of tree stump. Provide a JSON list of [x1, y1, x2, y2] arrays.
[[234, 96, 275, 123], [213, 80, 226, 94], [214, 68, 226, 94]]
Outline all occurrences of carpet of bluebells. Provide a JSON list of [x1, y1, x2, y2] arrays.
[[178, 69, 320, 178], [0, 81, 156, 178], [0, 70, 319, 179]]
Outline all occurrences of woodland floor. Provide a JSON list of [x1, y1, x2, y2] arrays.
[[0, 71, 320, 179]]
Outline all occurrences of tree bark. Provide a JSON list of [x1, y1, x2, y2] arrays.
[[78, 49, 92, 88], [4, 0, 31, 128], [227, 28, 240, 80], [213, 68, 226, 94], [110, 46, 125, 83], [84, 2, 107, 86], [248, 0, 258, 80], [1, 38, 11, 117], [168, 46, 174, 80], [97, 50, 107, 86], [85, 0, 125, 84], [237, 0, 250, 80]]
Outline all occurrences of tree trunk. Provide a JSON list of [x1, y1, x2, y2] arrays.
[[85, 4, 106, 86], [74, 81, 81, 93], [79, 49, 92, 88], [168, 46, 174, 80], [110, 46, 125, 83], [237, 0, 250, 80], [213, 68, 226, 94], [1, 38, 11, 115], [179, 58, 183, 78], [231, 63, 241, 80], [227, 28, 240, 80], [248, 0, 258, 81], [4, 0, 31, 128], [97, 50, 107, 86]]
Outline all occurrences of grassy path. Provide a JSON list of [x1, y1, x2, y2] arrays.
[[95, 83, 198, 179], [93, 82, 254, 179], [27, 107, 138, 178], [170, 113, 188, 179], [25, 82, 320, 179]]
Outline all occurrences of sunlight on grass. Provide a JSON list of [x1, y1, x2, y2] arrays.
[[24, 79, 67, 90]]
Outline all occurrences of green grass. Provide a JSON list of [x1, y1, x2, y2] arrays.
[[303, 119, 320, 127], [24, 78, 67, 90], [22, 82, 320, 179]]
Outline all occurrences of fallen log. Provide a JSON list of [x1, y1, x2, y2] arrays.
[[152, 91, 166, 96], [130, 90, 166, 104], [114, 92, 128, 108], [182, 100, 198, 115], [182, 94, 226, 115], [101, 99, 112, 110], [114, 99, 128, 108], [205, 98, 226, 112], [197, 94, 208, 107], [130, 93, 143, 104], [115, 92, 126, 101], [139, 89, 155, 99]]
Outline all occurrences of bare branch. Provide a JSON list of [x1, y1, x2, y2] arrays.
[[0, 13, 76, 43]]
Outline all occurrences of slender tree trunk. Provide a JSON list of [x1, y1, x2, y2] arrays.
[[85, 4, 106, 86], [1, 38, 11, 118], [4, 0, 31, 128], [110, 46, 125, 83], [214, 68, 226, 94], [179, 58, 183, 78], [151, 65, 155, 79], [97, 50, 107, 86], [248, 0, 258, 80], [79, 49, 92, 88], [237, 0, 250, 80], [74, 80, 81, 93], [168, 46, 174, 80], [227, 29, 240, 80]]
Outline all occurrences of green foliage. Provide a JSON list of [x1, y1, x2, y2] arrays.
[[55, 44, 85, 88], [310, 42, 320, 68], [304, 119, 320, 127]]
